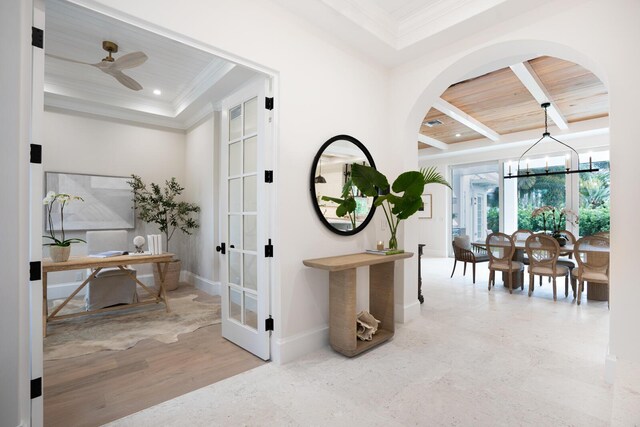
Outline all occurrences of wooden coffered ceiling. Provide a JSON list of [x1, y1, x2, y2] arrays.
[[418, 56, 608, 150]]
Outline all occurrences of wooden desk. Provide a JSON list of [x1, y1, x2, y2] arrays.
[[42, 253, 175, 337], [303, 252, 413, 357]]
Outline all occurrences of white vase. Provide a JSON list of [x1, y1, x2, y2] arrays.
[[49, 245, 71, 262]]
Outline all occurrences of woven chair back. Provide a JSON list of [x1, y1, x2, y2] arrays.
[[486, 232, 515, 264], [574, 235, 610, 273], [511, 229, 533, 245], [525, 234, 560, 269]]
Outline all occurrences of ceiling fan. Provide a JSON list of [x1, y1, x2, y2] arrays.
[[46, 41, 148, 91]]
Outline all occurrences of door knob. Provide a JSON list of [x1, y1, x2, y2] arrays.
[[215, 242, 226, 254]]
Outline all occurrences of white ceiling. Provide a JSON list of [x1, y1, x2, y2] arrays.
[[275, 0, 553, 66], [44, 0, 260, 131]]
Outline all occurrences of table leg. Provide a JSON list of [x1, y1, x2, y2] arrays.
[[370, 262, 395, 334], [329, 268, 357, 355], [155, 262, 171, 312]]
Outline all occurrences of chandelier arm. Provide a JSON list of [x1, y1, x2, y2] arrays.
[[548, 135, 581, 164], [516, 135, 545, 172]]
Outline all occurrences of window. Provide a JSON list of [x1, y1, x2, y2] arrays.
[[578, 151, 610, 236], [450, 162, 500, 244]]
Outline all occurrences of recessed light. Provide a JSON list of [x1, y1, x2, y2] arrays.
[[153, 89, 162, 96], [455, 133, 461, 137]]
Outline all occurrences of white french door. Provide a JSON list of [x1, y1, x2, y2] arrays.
[[219, 78, 272, 360]]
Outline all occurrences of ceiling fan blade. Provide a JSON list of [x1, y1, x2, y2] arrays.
[[45, 53, 93, 66], [111, 70, 143, 91], [111, 51, 148, 70]]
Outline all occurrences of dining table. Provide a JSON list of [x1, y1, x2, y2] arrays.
[[473, 239, 610, 301]]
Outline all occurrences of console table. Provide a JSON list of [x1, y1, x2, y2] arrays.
[[303, 251, 413, 357]]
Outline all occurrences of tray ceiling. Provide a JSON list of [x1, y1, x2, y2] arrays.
[[44, 0, 260, 130]]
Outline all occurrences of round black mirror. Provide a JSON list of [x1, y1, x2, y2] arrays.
[[310, 135, 377, 235]]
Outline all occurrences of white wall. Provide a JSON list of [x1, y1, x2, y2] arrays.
[[182, 114, 218, 290], [42, 110, 187, 287], [391, 0, 640, 365]]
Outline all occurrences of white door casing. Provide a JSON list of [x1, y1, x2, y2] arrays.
[[219, 77, 272, 360]]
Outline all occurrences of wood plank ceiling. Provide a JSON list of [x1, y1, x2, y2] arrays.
[[418, 56, 608, 150]]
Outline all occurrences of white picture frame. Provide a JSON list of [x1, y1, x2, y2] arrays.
[[419, 194, 432, 219], [45, 171, 135, 230]]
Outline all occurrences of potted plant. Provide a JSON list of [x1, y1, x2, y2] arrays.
[[128, 175, 200, 290], [330, 164, 451, 250], [43, 191, 86, 262], [531, 205, 579, 246]]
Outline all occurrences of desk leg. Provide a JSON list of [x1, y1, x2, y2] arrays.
[[370, 262, 395, 334], [43, 272, 48, 338], [329, 269, 356, 355], [155, 262, 171, 313]]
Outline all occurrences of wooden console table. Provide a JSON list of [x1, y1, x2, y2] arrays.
[[303, 251, 413, 357], [42, 253, 175, 337]]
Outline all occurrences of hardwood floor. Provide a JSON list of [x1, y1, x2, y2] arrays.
[[43, 285, 266, 427]]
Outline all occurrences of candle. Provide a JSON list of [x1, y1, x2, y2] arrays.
[[588, 151, 593, 169], [376, 241, 384, 250], [526, 158, 530, 173], [545, 156, 549, 172], [565, 154, 570, 170], [508, 161, 512, 175]]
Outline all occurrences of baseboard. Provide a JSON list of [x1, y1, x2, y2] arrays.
[[46, 274, 153, 300], [182, 271, 220, 296], [271, 325, 329, 365], [395, 300, 421, 323]]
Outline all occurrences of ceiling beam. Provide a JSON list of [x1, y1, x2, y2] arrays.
[[418, 133, 449, 150], [509, 61, 569, 130], [432, 98, 501, 142]]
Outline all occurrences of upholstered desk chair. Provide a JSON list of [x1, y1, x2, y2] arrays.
[[572, 235, 610, 307], [525, 234, 570, 301], [451, 235, 489, 284], [85, 230, 138, 310], [486, 232, 524, 294]]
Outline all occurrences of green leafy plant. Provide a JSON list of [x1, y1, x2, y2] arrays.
[[321, 176, 359, 229], [349, 164, 451, 249], [128, 175, 200, 253], [42, 191, 86, 247]]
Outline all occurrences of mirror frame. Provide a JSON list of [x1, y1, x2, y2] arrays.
[[309, 134, 377, 236]]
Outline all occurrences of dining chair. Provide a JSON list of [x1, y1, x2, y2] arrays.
[[594, 231, 610, 239], [451, 235, 489, 284], [525, 234, 570, 301], [486, 232, 524, 294], [511, 229, 533, 265], [572, 235, 610, 307], [557, 229, 576, 259]]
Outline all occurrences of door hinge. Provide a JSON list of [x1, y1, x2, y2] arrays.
[[32, 27, 44, 49], [265, 316, 274, 331], [264, 170, 273, 183], [31, 377, 42, 399], [30, 144, 42, 164], [30, 261, 41, 281], [265, 97, 274, 110], [265, 239, 273, 258]]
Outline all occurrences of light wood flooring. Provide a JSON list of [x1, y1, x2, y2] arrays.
[[43, 284, 266, 427]]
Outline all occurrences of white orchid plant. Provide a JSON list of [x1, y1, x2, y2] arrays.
[[531, 205, 579, 235], [43, 191, 86, 247]]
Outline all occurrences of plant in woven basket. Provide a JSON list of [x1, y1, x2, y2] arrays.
[[128, 175, 200, 253]]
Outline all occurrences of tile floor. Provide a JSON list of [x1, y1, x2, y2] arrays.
[[108, 257, 640, 426]]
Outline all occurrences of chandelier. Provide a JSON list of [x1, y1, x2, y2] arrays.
[[504, 102, 599, 179]]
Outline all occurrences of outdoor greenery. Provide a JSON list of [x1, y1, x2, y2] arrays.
[[516, 161, 610, 236], [128, 175, 200, 253]]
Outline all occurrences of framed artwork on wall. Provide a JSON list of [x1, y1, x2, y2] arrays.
[[418, 194, 432, 219], [45, 172, 135, 230]]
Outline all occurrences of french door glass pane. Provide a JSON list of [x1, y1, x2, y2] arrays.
[[451, 162, 500, 243], [229, 288, 242, 323], [229, 105, 242, 141], [243, 253, 257, 291], [229, 215, 241, 250], [243, 215, 257, 251], [229, 141, 242, 176], [229, 251, 241, 286], [244, 97, 258, 135], [244, 175, 257, 212], [229, 178, 241, 213], [244, 293, 258, 330], [244, 136, 257, 174]]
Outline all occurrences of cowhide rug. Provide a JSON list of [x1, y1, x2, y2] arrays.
[[44, 293, 221, 361]]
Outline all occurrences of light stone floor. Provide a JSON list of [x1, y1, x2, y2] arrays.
[[108, 257, 640, 426]]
